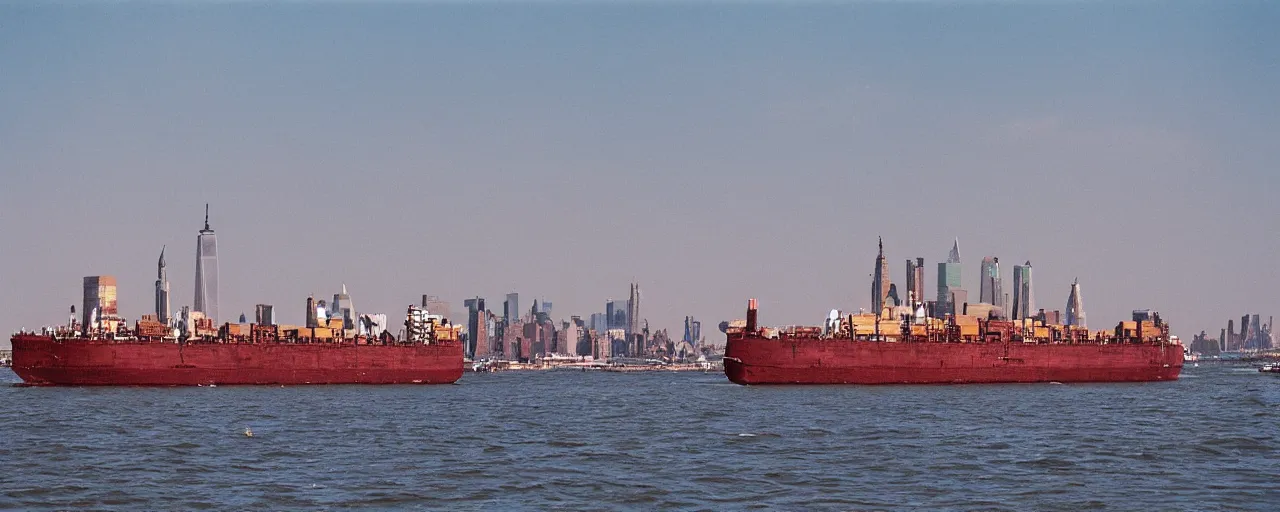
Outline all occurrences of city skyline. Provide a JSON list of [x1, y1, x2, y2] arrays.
[[0, 220, 1199, 341], [1, 3, 1277, 345]]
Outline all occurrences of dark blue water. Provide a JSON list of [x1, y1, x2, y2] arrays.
[[1, 364, 1277, 510]]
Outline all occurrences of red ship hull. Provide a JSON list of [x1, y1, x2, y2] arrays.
[[10, 335, 464, 386], [724, 334, 1183, 385]]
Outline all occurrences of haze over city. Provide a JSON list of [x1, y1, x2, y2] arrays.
[[2, 2, 1277, 348]]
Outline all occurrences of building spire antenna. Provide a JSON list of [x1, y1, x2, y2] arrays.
[[204, 203, 210, 231]]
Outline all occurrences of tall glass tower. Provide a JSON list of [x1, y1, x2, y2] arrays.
[[1065, 278, 1086, 328], [979, 256, 1002, 306], [505, 292, 519, 326], [1012, 262, 1034, 320], [155, 246, 170, 325], [936, 238, 962, 315], [193, 204, 219, 324], [872, 237, 892, 313]]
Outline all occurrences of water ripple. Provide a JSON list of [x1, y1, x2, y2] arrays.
[[2, 365, 1279, 510]]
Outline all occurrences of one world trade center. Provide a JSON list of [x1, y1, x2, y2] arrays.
[[194, 204, 219, 324]]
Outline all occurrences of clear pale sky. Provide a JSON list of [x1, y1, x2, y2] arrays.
[[2, 1, 1277, 348]]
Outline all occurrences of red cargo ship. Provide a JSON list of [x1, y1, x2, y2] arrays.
[[11, 306, 464, 386], [724, 300, 1183, 385]]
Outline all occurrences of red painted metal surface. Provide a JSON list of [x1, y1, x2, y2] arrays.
[[724, 333, 1183, 385], [10, 334, 464, 386]]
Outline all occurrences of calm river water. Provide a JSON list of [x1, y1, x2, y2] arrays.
[[1, 364, 1277, 510]]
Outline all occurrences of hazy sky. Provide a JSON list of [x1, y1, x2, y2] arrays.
[[2, 1, 1277, 347]]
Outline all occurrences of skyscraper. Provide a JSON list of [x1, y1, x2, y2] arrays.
[[332, 285, 354, 330], [590, 312, 608, 336], [979, 256, 1002, 306], [306, 296, 317, 328], [627, 283, 641, 337], [473, 312, 489, 359], [936, 238, 962, 316], [1227, 319, 1236, 351], [594, 326, 612, 360], [255, 304, 275, 325], [606, 300, 628, 329], [560, 321, 580, 357], [872, 237, 893, 313], [154, 246, 170, 325], [486, 311, 497, 355], [950, 289, 969, 316], [681, 316, 705, 348], [505, 292, 520, 326], [193, 204, 219, 324], [83, 275, 118, 331], [465, 297, 486, 358], [1065, 278, 1086, 328], [904, 258, 916, 304], [1012, 262, 1034, 320], [627, 283, 641, 355], [905, 257, 925, 306]]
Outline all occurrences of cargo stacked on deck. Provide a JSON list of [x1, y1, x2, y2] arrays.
[[724, 300, 1183, 385], [11, 302, 464, 386]]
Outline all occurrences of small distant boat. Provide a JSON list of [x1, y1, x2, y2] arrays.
[[1259, 364, 1280, 374]]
